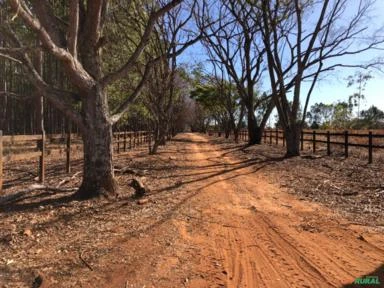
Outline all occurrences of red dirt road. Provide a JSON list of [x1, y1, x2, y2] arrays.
[[103, 133, 384, 287]]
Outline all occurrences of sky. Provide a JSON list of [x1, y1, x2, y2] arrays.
[[179, 0, 384, 116], [301, 0, 384, 112]]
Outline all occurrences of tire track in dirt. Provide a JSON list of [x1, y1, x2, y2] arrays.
[[100, 133, 383, 287], [172, 133, 384, 288]]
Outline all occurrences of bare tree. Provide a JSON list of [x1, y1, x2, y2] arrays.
[[258, 0, 384, 156], [196, 0, 274, 145], [210, 62, 245, 141], [0, 0, 183, 198], [142, 1, 199, 154]]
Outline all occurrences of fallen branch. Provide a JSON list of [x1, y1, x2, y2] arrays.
[[78, 250, 93, 271], [56, 171, 81, 188], [340, 191, 358, 196], [329, 183, 342, 191]]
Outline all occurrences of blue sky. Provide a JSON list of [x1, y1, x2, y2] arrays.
[[180, 0, 384, 115]]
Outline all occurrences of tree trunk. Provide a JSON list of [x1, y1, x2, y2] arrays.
[[158, 122, 167, 146], [150, 122, 161, 154], [233, 129, 239, 143], [75, 87, 118, 199], [284, 124, 301, 157], [225, 125, 230, 139], [247, 109, 262, 145], [151, 140, 160, 154]]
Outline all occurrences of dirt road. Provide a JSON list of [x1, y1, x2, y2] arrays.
[[101, 134, 384, 287]]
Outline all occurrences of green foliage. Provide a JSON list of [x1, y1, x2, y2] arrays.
[[306, 102, 334, 128], [102, 1, 154, 126], [352, 105, 384, 129], [190, 74, 242, 129], [361, 105, 384, 122], [347, 71, 373, 117], [190, 84, 224, 110], [307, 100, 384, 129], [332, 101, 352, 128]]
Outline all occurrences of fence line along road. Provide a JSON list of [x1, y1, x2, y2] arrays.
[[0, 130, 153, 193], [208, 129, 384, 164]]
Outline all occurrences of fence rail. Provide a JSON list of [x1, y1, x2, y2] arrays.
[[0, 130, 153, 192], [208, 129, 384, 164]]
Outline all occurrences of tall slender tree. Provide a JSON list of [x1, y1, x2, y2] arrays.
[[196, 0, 274, 145]]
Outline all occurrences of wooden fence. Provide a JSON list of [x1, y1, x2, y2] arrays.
[[208, 129, 384, 164], [0, 130, 152, 192]]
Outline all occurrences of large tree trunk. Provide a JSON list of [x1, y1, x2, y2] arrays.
[[284, 124, 301, 157], [150, 122, 162, 154], [75, 87, 118, 199], [247, 109, 262, 145]]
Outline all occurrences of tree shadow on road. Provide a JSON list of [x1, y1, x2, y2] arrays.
[[151, 155, 285, 196], [0, 192, 77, 214]]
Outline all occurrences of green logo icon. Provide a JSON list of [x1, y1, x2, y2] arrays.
[[353, 276, 380, 285]]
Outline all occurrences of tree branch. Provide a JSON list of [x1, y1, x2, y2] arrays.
[[68, 0, 79, 57], [101, 0, 182, 87], [109, 59, 157, 124], [9, 0, 95, 91]]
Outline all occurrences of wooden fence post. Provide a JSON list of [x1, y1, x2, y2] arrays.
[[269, 130, 272, 145], [300, 130, 304, 151], [148, 132, 152, 151], [276, 128, 278, 145], [0, 130, 3, 193], [312, 130, 316, 153], [66, 130, 71, 173], [327, 131, 331, 156], [137, 131, 140, 146], [282, 131, 285, 147], [117, 131, 120, 154], [138, 131, 140, 146], [344, 130, 349, 158], [124, 131, 127, 152], [368, 131, 373, 164], [38, 133, 45, 183], [264, 130, 267, 143], [137, 131, 139, 145]]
